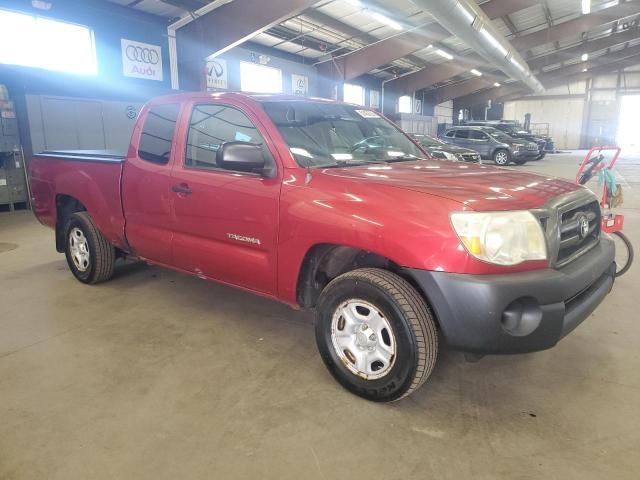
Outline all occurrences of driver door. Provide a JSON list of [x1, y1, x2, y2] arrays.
[[169, 102, 281, 295]]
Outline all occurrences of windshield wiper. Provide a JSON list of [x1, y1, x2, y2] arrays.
[[384, 156, 425, 163], [314, 159, 388, 169]]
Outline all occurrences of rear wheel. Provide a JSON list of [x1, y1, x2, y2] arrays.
[[493, 149, 511, 166], [612, 231, 633, 277], [315, 268, 438, 402], [64, 212, 115, 284]]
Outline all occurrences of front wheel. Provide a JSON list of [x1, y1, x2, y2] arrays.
[[64, 212, 116, 284], [315, 268, 438, 402], [612, 231, 634, 277], [493, 149, 511, 166]]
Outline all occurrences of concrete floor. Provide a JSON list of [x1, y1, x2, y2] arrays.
[[1, 152, 639, 480]]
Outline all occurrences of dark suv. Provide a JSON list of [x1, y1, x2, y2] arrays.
[[440, 126, 539, 166], [409, 133, 481, 163], [465, 121, 553, 160]]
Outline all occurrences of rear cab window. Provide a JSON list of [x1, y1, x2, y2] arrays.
[[138, 103, 180, 164]]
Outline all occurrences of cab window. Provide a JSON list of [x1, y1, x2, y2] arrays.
[[138, 103, 180, 165], [184, 104, 271, 171], [455, 130, 470, 139]]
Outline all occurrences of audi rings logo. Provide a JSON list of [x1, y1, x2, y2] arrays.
[[126, 45, 159, 64]]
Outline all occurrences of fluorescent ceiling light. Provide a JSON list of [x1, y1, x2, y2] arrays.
[[370, 11, 403, 30], [480, 28, 508, 57], [435, 49, 453, 60], [470, 69, 482, 76], [581, 53, 589, 61], [510, 57, 525, 72], [582, 0, 591, 14], [494, 82, 501, 87]]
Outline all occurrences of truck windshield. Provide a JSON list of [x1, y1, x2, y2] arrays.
[[261, 101, 425, 168]]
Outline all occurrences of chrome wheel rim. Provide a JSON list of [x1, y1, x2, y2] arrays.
[[495, 152, 508, 165], [330, 299, 396, 380], [69, 227, 90, 272]]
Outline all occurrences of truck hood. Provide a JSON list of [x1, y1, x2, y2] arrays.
[[318, 159, 581, 211]]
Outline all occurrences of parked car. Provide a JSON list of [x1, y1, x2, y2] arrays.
[[465, 120, 553, 159], [440, 126, 539, 166], [28, 92, 615, 402], [409, 133, 481, 163]]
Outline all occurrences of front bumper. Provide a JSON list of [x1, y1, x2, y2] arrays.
[[405, 236, 615, 354], [513, 149, 540, 159]]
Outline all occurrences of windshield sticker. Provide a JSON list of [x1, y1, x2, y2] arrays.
[[355, 109, 379, 119]]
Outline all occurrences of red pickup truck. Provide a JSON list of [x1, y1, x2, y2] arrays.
[[29, 92, 615, 401]]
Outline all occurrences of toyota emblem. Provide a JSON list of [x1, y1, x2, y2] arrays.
[[578, 215, 590, 239]]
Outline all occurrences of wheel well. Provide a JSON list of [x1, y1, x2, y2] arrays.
[[55, 195, 86, 252], [296, 244, 402, 308]]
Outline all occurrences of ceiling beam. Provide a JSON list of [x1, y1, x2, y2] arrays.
[[389, 56, 485, 94], [510, 1, 640, 51], [317, 27, 449, 82], [316, 0, 541, 81], [405, 2, 640, 100], [177, 0, 318, 60], [528, 28, 640, 71], [480, 0, 540, 19], [455, 48, 640, 107]]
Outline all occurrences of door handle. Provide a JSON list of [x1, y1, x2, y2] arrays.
[[171, 184, 192, 195]]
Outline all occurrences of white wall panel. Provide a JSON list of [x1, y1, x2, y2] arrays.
[[504, 98, 585, 149]]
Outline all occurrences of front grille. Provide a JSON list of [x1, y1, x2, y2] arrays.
[[526, 144, 538, 152], [556, 200, 600, 266]]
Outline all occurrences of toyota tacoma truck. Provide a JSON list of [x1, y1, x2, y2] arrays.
[[28, 92, 616, 402]]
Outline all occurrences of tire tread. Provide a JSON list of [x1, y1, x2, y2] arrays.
[[322, 268, 438, 401]]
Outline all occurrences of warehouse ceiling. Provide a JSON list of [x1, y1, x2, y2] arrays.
[[107, 0, 640, 102]]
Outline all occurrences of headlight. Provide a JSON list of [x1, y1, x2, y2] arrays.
[[443, 151, 458, 160], [512, 145, 521, 151], [450, 211, 547, 265]]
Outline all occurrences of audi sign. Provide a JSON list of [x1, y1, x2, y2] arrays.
[[121, 39, 163, 81]]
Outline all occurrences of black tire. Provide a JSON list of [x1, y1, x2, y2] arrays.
[[64, 212, 115, 284], [493, 149, 511, 166], [315, 268, 438, 402], [612, 231, 634, 277]]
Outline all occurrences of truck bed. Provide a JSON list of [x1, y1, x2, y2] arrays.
[[29, 150, 127, 250]]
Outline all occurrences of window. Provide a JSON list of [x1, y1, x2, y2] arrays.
[[240, 62, 282, 93], [469, 130, 488, 140], [445, 130, 456, 138], [343, 83, 365, 106], [185, 104, 269, 171], [455, 130, 470, 139], [138, 104, 180, 164], [398, 95, 412, 113], [0, 9, 97, 75], [262, 101, 424, 168]]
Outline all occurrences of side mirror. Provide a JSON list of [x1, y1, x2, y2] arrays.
[[217, 141, 269, 175]]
